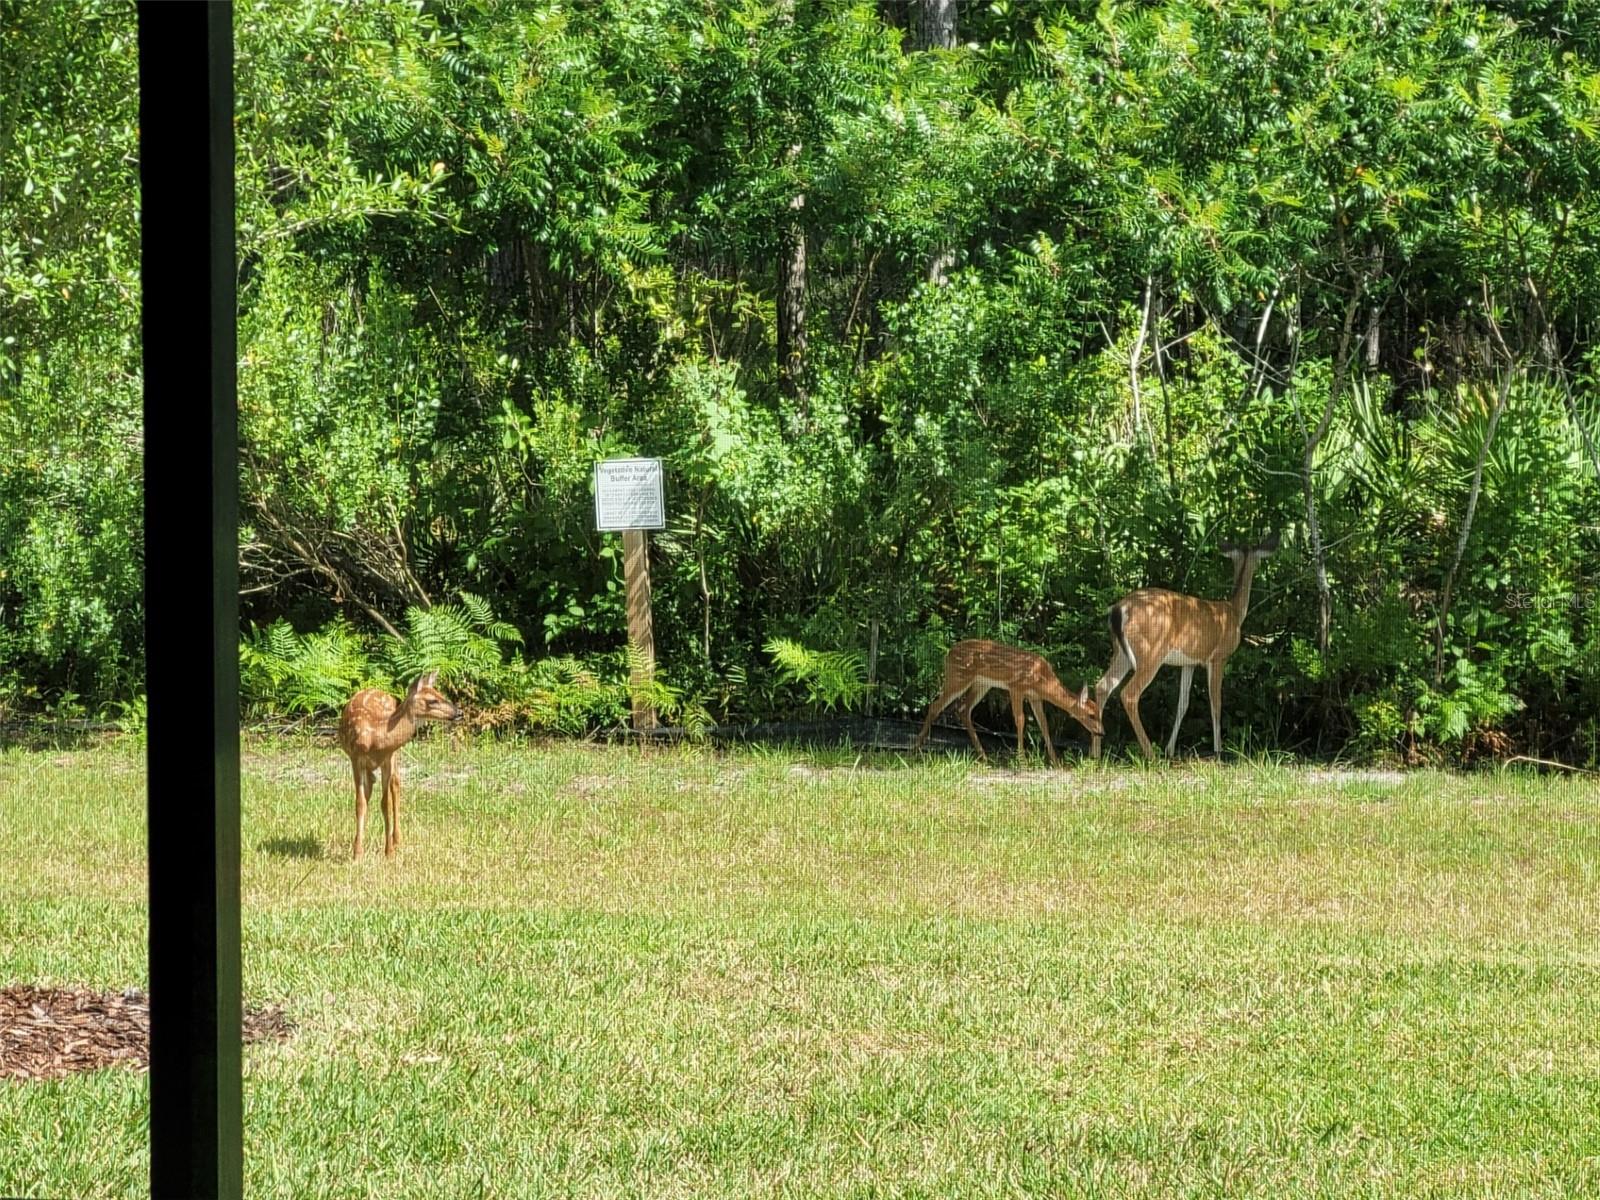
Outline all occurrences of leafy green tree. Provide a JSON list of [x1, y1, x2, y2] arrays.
[[8, 0, 1600, 761]]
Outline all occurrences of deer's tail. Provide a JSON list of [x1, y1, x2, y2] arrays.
[[1109, 603, 1136, 672]]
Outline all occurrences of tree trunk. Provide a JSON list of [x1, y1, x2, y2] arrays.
[[915, 0, 958, 285], [776, 0, 808, 407], [916, 0, 957, 48], [1363, 244, 1383, 369], [1150, 287, 1176, 491], [1246, 283, 1279, 404], [776, 190, 807, 409], [1128, 276, 1152, 440]]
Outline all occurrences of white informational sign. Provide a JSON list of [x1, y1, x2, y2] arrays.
[[593, 457, 666, 531]]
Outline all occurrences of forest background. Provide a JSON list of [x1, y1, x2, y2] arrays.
[[5, 0, 1600, 762]]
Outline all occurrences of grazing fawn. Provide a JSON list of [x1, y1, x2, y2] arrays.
[[338, 671, 462, 860], [1091, 532, 1280, 760], [914, 639, 1104, 766]]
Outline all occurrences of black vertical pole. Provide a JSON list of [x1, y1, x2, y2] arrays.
[[138, 4, 243, 1199]]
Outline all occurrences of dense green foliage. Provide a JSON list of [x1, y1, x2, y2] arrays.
[[5, 0, 1600, 759]]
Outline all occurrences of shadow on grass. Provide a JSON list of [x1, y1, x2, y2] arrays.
[[257, 836, 326, 860]]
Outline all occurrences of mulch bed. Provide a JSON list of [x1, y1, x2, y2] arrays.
[[1, 985, 293, 1082]]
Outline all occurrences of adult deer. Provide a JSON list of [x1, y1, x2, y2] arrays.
[[914, 639, 1104, 765], [1091, 532, 1280, 761], [338, 671, 462, 860]]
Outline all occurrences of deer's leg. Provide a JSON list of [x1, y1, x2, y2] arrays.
[[382, 760, 402, 857], [377, 761, 394, 858], [1010, 688, 1028, 761], [1091, 647, 1131, 760], [915, 679, 965, 751], [1119, 662, 1161, 761], [959, 685, 992, 761], [391, 761, 403, 852], [1029, 697, 1059, 767], [1165, 665, 1194, 758], [351, 759, 369, 861], [1207, 659, 1225, 756]]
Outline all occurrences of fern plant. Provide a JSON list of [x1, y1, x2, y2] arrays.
[[381, 592, 524, 702], [764, 637, 869, 715], [240, 618, 375, 716], [618, 643, 713, 735], [522, 655, 629, 735]]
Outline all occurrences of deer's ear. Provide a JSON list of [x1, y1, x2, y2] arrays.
[[1078, 684, 1089, 707], [425, 670, 439, 688]]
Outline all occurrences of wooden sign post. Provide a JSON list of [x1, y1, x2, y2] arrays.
[[621, 527, 656, 729], [594, 458, 666, 730]]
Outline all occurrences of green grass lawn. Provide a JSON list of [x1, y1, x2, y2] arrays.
[[2, 738, 1599, 1198]]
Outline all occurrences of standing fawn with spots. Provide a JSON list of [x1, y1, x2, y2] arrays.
[[1091, 532, 1280, 761], [914, 639, 1104, 766], [338, 671, 462, 860]]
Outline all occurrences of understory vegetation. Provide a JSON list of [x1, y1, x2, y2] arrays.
[[6, 1, 1600, 761]]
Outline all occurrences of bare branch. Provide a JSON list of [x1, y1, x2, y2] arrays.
[[1129, 276, 1152, 440]]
